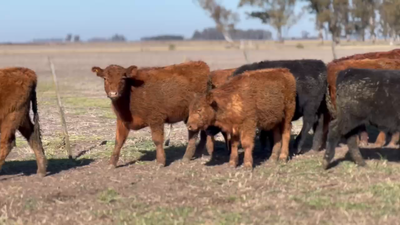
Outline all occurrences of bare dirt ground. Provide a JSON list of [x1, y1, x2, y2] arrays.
[[1, 42, 400, 225]]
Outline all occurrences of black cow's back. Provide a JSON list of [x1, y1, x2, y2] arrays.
[[336, 68, 400, 132]]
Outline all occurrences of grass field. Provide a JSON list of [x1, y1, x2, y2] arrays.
[[1, 41, 400, 225]]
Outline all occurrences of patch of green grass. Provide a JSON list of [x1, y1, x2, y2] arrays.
[[63, 97, 110, 108], [98, 188, 120, 204], [15, 137, 28, 147], [95, 206, 198, 225], [81, 138, 154, 161], [23, 198, 37, 211]]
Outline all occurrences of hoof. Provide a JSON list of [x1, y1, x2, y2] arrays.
[[156, 158, 166, 167], [108, 164, 117, 169], [387, 143, 399, 149], [269, 154, 279, 162], [358, 142, 369, 148], [373, 143, 384, 148], [228, 160, 237, 168], [355, 161, 367, 167], [37, 172, 47, 177], [243, 162, 253, 170], [322, 160, 330, 170], [181, 157, 191, 164], [156, 162, 165, 169], [279, 155, 288, 162]]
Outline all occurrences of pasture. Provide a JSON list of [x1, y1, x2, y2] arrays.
[[1, 41, 400, 225]]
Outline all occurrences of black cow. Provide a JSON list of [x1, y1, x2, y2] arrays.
[[323, 68, 400, 169], [232, 60, 328, 154]]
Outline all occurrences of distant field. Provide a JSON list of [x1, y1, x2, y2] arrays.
[[0, 42, 400, 225]]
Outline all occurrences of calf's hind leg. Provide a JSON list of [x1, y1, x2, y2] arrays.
[[322, 119, 340, 170], [347, 134, 366, 167], [150, 124, 166, 166], [295, 115, 314, 154], [19, 115, 47, 176], [241, 128, 256, 169], [0, 115, 18, 173], [269, 126, 282, 163], [279, 122, 292, 162], [374, 131, 387, 148], [388, 132, 399, 148]]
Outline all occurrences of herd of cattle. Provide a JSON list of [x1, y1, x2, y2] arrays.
[[1, 49, 400, 177]]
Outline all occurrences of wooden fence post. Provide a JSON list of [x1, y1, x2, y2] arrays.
[[48, 57, 73, 159]]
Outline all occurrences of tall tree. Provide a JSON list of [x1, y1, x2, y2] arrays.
[[304, 0, 349, 59], [302, 0, 330, 44], [239, 0, 301, 42], [195, 0, 240, 43], [351, 0, 377, 42], [379, 0, 400, 45]]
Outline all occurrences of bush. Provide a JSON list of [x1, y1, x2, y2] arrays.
[[169, 44, 176, 51], [296, 43, 305, 49]]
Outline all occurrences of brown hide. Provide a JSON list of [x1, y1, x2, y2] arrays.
[[92, 61, 210, 167], [0, 68, 47, 176], [188, 68, 296, 168]]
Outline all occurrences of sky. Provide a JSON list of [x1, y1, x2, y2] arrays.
[[0, 0, 315, 42]]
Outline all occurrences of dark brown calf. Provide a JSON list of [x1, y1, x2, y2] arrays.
[[0, 68, 47, 176], [326, 58, 400, 148], [187, 68, 296, 168], [92, 61, 210, 167]]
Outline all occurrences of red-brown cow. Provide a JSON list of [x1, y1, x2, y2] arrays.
[[187, 68, 296, 168], [0, 68, 47, 176], [332, 49, 400, 63], [331, 49, 400, 147], [325, 58, 400, 148], [92, 61, 210, 167]]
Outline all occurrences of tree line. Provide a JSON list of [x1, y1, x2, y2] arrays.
[[195, 0, 400, 58]]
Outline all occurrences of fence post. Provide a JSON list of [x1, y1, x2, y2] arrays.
[[48, 57, 73, 159]]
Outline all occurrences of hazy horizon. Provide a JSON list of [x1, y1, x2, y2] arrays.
[[0, 0, 314, 42]]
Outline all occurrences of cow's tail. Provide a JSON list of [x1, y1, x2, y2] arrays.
[[31, 86, 42, 145]]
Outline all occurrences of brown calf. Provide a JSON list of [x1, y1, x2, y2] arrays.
[[187, 68, 296, 168], [204, 68, 236, 156], [326, 58, 400, 148], [92, 61, 210, 167], [0, 68, 47, 176]]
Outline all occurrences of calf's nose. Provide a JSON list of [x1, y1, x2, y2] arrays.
[[109, 91, 118, 98]]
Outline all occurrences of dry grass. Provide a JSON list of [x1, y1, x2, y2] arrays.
[[1, 42, 400, 225]]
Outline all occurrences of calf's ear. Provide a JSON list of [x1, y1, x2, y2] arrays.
[[92, 67, 104, 78], [125, 65, 138, 78], [206, 92, 219, 111]]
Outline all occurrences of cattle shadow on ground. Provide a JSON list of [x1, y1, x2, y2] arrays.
[[0, 158, 94, 177], [328, 147, 400, 169], [206, 134, 306, 168], [137, 145, 188, 166], [129, 133, 315, 168]]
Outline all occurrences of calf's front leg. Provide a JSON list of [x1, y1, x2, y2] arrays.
[[241, 128, 256, 169], [229, 134, 240, 167], [110, 119, 130, 168]]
